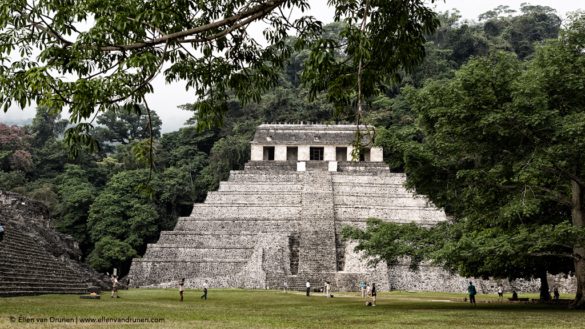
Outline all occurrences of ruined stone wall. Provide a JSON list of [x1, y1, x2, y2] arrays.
[[388, 264, 577, 294]]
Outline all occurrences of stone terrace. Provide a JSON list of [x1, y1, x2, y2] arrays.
[[129, 161, 447, 291]]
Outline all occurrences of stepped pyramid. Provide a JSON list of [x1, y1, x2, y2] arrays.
[[0, 191, 107, 297], [128, 124, 447, 290]]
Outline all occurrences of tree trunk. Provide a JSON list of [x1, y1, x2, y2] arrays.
[[539, 270, 550, 301], [570, 180, 585, 309]]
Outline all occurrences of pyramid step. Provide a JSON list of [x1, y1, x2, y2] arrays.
[[188, 205, 301, 220], [218, 182, 303, 192], [0, 276, 88, 284], [335, 206, 447, 223], [174, 220, 299, 233], [0, 269, 83, 281], [205, 192, 301, 205], [143, 247, 254, 260], [334, 195, 432, 207], [0, 287, 87, 293], [0, 263, 79, 275], [156, 233, 257, 247], [1, 247, 53, 259], [0, 290, 87, 297], [0, 281, 88, 288], [1, 257, 69, 269], [331, 174, 405, 185]]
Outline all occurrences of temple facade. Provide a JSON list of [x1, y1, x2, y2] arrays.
[[128, 124, 453, 291]]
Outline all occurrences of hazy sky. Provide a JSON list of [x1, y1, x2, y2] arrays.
[[0, 1, 583, 132]]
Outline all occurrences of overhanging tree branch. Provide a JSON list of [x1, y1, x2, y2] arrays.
[[99, 0, 286, 51]]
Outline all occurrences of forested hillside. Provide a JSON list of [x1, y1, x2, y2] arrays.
[[0, 4, 564, 277]]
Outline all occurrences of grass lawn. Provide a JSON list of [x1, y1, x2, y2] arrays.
[[0, 289, 583, 329]]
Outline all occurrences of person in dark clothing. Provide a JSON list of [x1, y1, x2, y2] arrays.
[[371, 283, 377, 306], [467, 282, 477, 305], [306, 280, 311, 297], [0, 223, 4, 242], [179, 278, 185, 302]]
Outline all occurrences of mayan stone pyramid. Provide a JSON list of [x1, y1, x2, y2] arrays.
[[128, 124, 447, 291]]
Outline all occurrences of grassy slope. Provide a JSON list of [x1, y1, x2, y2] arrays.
[[0, 289, 582, 329]]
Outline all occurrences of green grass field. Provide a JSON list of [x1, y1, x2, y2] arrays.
[[0, 289, 583, 329]]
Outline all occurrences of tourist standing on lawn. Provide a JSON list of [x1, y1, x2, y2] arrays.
[[201, 280, 208, 300], [283, 280, 288, 293], [371, 283, 377, 306], [467, 282, 477, 305], [359, 280, 366, 298], [497, 285, 503, 302], [306, 280, 311, 297], [325, 281, 331, 298], [179, 278, 185, 302]]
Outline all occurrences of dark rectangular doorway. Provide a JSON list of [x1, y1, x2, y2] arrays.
[[263, 146, 275, 161], [287, 147, 298, 161], [336, 147, 347, 161], [310, 147, 324, 161]]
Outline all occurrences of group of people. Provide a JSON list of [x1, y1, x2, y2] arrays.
[[467, 282, 562, 304], [301, 280, 334, 299], [359, 281, 377, 306], [178, 278, 208, 302], [109, 275, 209, 301]]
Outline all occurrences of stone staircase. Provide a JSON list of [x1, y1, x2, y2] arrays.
[[0, 223, 90, 297], [128, 170, 306, 287]]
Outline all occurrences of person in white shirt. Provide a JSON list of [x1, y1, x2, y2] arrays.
[[497, 285, 503, 302], [325, 281, 331, 298], [201, 280, 208, 300], [306, 280, 311, 297], [111, 275, 120, 298]]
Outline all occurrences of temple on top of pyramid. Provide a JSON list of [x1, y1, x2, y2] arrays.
[[128, 124, 453, 291], [250, 123, 383, 164]]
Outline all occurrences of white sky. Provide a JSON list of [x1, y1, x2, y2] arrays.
[[0, 0, 583, 132]]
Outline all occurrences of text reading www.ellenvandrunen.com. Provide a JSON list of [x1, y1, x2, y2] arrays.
[[10, 316, 165, 324]]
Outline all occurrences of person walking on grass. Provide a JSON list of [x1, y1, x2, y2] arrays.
[[325, 281, 331, 298], [371, 283, 377, 306], [179, 278, 185, 302], [468, 282, 477, 305], [283, 280, 288, 293], [306, 280, 311, 297], [201, 280, 208, 300], [359, 280, 366, 298], [497, 285, 503, 303], [111, 275, 120, 298]]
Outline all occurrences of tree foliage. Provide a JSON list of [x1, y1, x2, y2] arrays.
[[349, 13, 585, 308]]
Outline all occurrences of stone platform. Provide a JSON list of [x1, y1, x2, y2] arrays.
[[128, 161, 447, 291]]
